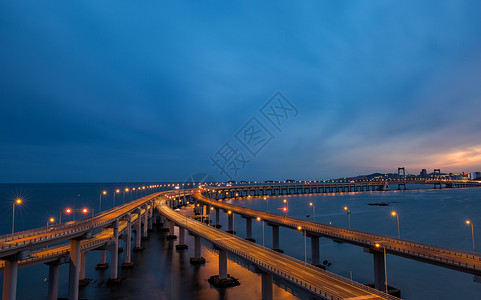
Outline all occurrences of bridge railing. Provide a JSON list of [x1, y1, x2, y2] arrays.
[[196, 191, 481, 270], [159, 200, 399, 300], [0, 196, 156, 252]]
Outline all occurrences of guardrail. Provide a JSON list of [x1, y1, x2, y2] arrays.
[[195, 191, 481, 273], [157, 198, 399, 300]]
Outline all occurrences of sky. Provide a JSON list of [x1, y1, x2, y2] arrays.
[[1, 1, 481, 183]]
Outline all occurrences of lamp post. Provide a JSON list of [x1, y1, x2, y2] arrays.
[[264, 196, 269, 212], [114, 189, 120, 207], [391, 211, 400, 239], [12, 198, 22, 235], [344, 206, 351, 229], [310, 202, 315, 222], [123, 187, 129, 204], [466, 220, 476, 252], [375, 243, 388, 294], [46, 217, 55, 230], [99, 190, 107, 213]]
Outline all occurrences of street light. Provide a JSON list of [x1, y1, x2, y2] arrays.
[[99, 191, 107, 212], [114, 189, 120, 206], [466, 220, 476, 252], [123, 187, 129, 204], [391, 211, 400, 239], [46, 217, 55, 230], [298, 226, 307, 263], [12, 198, 22, 235], [283, 206, 288, 217], [344, 206, 351, 229], [375, 243, 388, 294], [310, 202, 315, 222], [264, 196, 269, 212]]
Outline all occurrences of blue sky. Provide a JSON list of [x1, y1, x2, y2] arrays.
[[1, 1, 481, 183]]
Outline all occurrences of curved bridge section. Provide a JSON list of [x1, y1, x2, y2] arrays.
[[156, 193, 398, 300]]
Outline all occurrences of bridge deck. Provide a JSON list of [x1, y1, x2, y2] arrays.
[[193, 191, 481, 276], [157, 197, 399, 300]]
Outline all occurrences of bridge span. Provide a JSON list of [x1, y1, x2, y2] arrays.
[[182, 186, 481, 292], [156, 194, 398, 300]]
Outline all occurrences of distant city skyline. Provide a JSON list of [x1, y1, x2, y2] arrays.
[[1, 1, 481, 183]]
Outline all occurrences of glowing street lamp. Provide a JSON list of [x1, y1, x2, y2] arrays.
[[12, 198, 22, 235], [46, 217, 55, 230], [344, 206, 351, 229], [391, 211, 400, 239], [466, 220, 476, 252], [99, 190, 107, 212], [282, 206, 288, 217], [114, 189, 120, 206]]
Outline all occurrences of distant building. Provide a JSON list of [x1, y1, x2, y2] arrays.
[[420, 169, 427, 178], [471, 172, 481, 180]]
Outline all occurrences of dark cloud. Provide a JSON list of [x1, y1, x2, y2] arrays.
[[1, 1, 481, 182]]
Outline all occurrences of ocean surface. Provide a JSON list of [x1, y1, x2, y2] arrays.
[[1, 183, 481, 299]]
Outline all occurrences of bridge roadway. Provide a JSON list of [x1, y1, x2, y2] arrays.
[[0, 208, 146, 271], [192, 190, 481, 277], [0, 195, 155, 257], [155, 195, 398, 300], [209, 179, 481, 197]]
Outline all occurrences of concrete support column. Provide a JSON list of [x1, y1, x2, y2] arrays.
[[311, 236, 320, 266], [134, 208, 143, 251], [166, 220, 177, 240], [373, 251, 386, 291], [79, 252, 86, 280], [190, 234, 206, 264], [122, 213, 133, 267], [219, 249, 228, 279], [100, 250, 107, 264], [143, 205, 148, 238], [261, 272, 273, 300], [47, 263, 60, 300], [176, 226, 188, 250], [148, 203, 153, 230], [246, 217, 252, 240], [110, 220, 119, 280], [68, 239, 81, 300], [227, 213, 234, 234], [2, 259, 19, 300], [215, 208, 221, 228], [272, 225, 280, 251]]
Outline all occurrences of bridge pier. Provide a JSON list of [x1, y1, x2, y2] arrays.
[[133, 208, 144, 251], [122, 213, 134, 268], [2, 253, 27, 300], [176, 227, 188, 250], [142, 205, 149, 239], [79, 251, 88, 285], [227, 212, 235, 234], [262, 272, 273, 300], [244, 217, 255, 242], [311, 235, 320, 266], [270, 224, 282, 253], [107, 219, 121, 286], [364, 247, 387, 291], [68, 239, 81, 300], [46, 258, 66, 300], [214, 208, 221, 228], [190, 235, 205, 264], [208, 247, 240, 288], [166, 220, 177, 240], [148, 203, 154, 231], [96, 250, 109, 269]]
